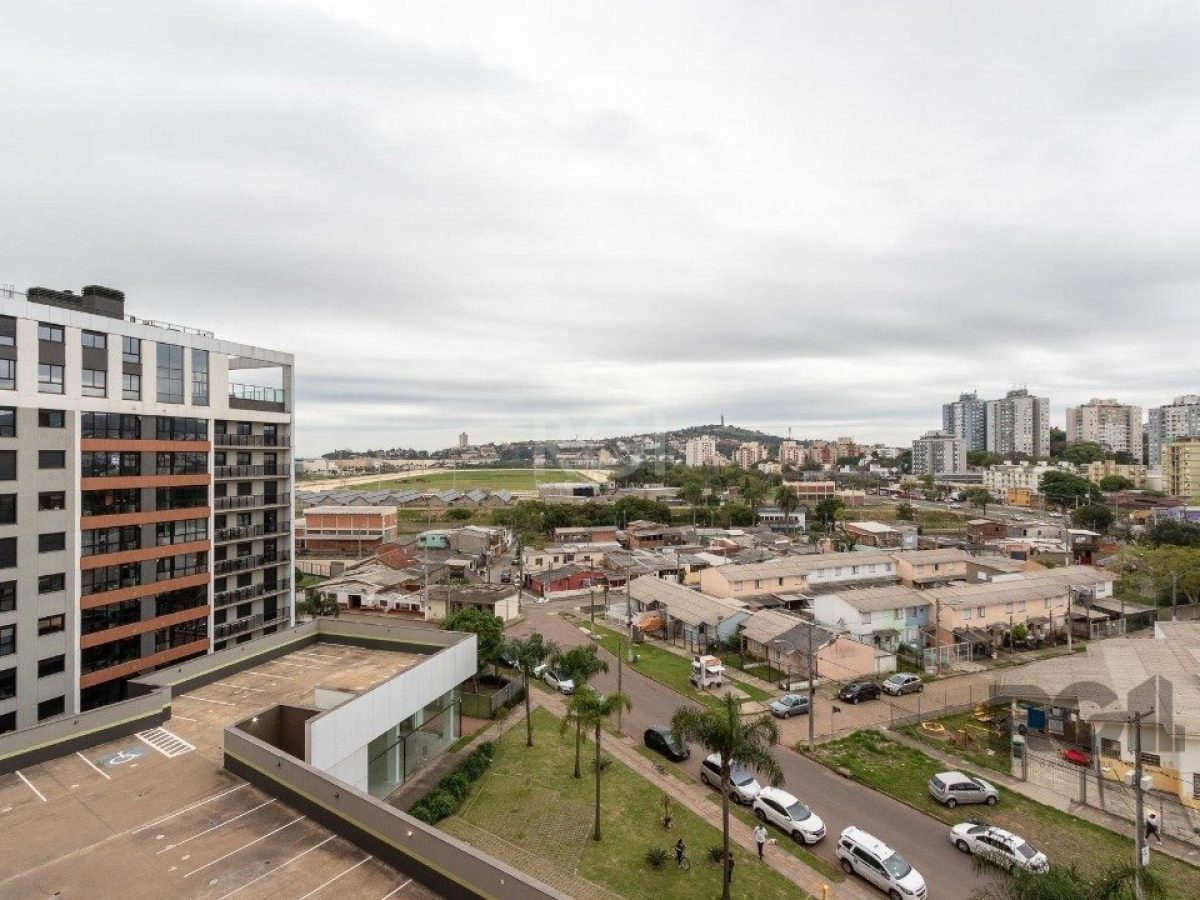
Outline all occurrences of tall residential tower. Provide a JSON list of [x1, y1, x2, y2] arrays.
[[985, 388, 1050, 458], [1065, 398, 1143, 462], [942, 392, 987, 452]]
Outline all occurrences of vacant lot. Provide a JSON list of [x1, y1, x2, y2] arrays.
[[808, 730, 1200, 899], [352, 468, 592, 492]]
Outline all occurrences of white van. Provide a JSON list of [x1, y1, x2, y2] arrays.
[[836, 826, 927, 899]]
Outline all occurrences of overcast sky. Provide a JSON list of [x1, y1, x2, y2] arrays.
[[3, 1, 1199, 456]]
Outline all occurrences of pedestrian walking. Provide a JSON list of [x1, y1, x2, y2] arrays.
[[754, 823, 768, 860], [1145, 812, 1163, 843]]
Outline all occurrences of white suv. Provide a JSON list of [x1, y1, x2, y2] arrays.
[[753, 786, 825, 844], [836, 826, 927, 899]]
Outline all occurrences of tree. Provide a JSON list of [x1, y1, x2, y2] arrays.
[[814, 496, 845, 531], [554, 645, 609, 778], [967, 856, 1162, 900], [774, 485, 799, 532], [1145, 519, 1200, 548], [680, 480, 704, 508], [562, 688, 632, 842], [896, 501, 915, 521], [1072, 503, 1114, 532], [671, 697, 783, 900], [741, 479, 766, 513], [1048, 426, 1068, 459], [964, 487, 994, 515], [1061, 442, 1108, 465], [443, 608, 504, 687], [446, 507, 475, 521], [1040, 471, 1100, 507], [504, 632, 559, 747], [1098, 475, 1134, 492], [297, 588, 340, 620], [1112, 450, 1136, 465], [967, 450, 1004, 468], [613, 496, 673, 526]]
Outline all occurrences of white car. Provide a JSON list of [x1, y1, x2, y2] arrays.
[[542, 668, 575, 694], [949, 822, 1048, 873], [836, 826, 927, 899], [753, 786, 826, 844]]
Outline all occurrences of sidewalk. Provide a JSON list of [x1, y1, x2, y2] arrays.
[[884, 728, 1200, 867]]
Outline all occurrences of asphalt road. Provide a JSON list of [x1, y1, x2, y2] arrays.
[[513, 605, 983, 900]]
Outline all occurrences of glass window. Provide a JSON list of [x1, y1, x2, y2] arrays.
[[38, 655, 65, 678], [39, 532, 66, 553], [192, 349, 209, 406], [0, 538, 14, 569], [0, 316, 14, 347], [38, 491, 66, 511], [81, 368, 107, 397], [38, 323, 64, 342], [38, 696, 65, 720], [0, 451, 14, 480], [0, 668, 13, 701], [122, 372, 141, 400], [38, 409, 65, 428], [39, 450, 65, 469], [0, 408, 13, 437], [122, 336, 141, 364], [81, 413, 140, 440], [0, 359, 14, 391], [38, 573, 64, 594], [0, 624, 14, 656], [82, 330, 107, 349], [156, 343, 184, 404], [38, 363, 64, 394], [0, 494, 14, 525], [0, 581, 14, 612]]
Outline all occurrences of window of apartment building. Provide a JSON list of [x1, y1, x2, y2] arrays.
[[38, 408, 64, 428], [962, 608, 973, 620], [39, 532, 66, 553], [81, 330, 107, 350], [192, 349, 209, 406], [81, 563, 141, 596], [0, 494, 15, 526], [37, 696, 64, 721], [38, 573, 64, 594], [0, 624, 14, 656], [37, 615, 64, 636], [38, 655, 65, 678], [156, 342, 184, 404], [0, 407, 14, 437], [156, 518, 207, 546], [0, 538, 15, 569], [0, 667, 14, 701], [38, 491, 66, 511], [236, 451, 252, 467], [80, 488, 140, 517], [38, 363, 64, 394], [0, 451, 14, 481], [123, 372, 141, 400], [0, 316, 14, 346], [0, 360, 14, 391], [82, 412, 141, 440], [1100, 738, 1121, 758], [156, 416, 207, 441], [122, 335, 141, 364], [81, 526, 139, 557], [157, 553, 206, 581], [236, 602, 252, 619], [81, 451, 140, 478], [1139, 752, 1162, 767], [81, 368, 107, 398], [155, 452, 208, 475], [0, 581, 14, 612], [37, 323, 64, 343]]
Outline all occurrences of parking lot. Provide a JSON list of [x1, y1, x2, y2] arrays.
[[0, 643, 439, 900]]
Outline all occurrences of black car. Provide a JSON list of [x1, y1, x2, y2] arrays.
[[838, 681, 882, 704], [643, 726, 690, 762]]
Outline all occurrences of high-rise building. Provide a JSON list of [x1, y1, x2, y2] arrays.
[[1147, 395, 1200, 467], [1162, 437, 1200, 498], [734, 441, 767, 469], [1065, 398, 1143, 462], [911, 430, 967, 476], [684, 435, 717, 467], [985, 389, 1050, 458], [0, 284, 294, 732], [778, 440, 803, 467], [942, 392, 987, 452], [458, 431, 469, 449]]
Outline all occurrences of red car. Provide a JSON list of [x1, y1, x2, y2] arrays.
[[1061, 748, 1092, 767]]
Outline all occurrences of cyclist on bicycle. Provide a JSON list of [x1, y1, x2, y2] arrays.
[[673, 838, 686, 866]]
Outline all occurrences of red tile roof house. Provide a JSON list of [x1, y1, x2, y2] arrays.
[[525, 564, 609, 598]]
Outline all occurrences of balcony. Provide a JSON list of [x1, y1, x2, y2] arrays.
[[214, 551, 291, 576], [214, 433, 291, 448], [229, 383, 286, 412], [213, 610, 292, 641], [214, 464, 291, 479], [215, 493, 290, 511], [214, 522, 291, 543], [214, 578, 291, 608]]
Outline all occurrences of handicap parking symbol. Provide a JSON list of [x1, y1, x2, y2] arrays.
[[101, 747, 146, 767]]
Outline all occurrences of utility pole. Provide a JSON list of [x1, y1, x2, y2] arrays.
[[1066, 587, 1073, 654], [616, 634, 624, 735], [934, 599, 942, 676], [807, 625, 816, 751], [1131, 707, 1155, 900], [1172, 572, 1178, 622]]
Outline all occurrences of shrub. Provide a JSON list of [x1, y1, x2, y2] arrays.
[[708, 845, 728, 864], [437, 772, 470, 802], [408, 801, 433, 823], [422, 790, 457, 823], [645, 847, 668, 869], [408, 740, 496, 826]]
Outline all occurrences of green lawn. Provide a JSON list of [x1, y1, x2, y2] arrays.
[[588, 624, 773, 708], [806, 730, 1200, 899], [349, 468, 592, 492], [720, 793, 843, 883], [895, 710, 1011, 775], [445, 708, 806, 899]]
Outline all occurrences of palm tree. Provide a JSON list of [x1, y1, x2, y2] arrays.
[[562, 689, 632, 841], [967, 855, 1162, 900], [774, 485, 799, 534], [743, 479, 766, 514], [554, 644, 609, 778], [671, 696, 783, 900], [505, 632, 559, 748]]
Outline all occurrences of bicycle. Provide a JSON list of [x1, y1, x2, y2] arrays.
[[675, 852, 691, 871]]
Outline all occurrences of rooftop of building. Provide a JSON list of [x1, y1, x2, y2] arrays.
[[304, 504, 398, 515]]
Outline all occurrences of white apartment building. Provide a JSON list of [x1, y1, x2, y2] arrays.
[[1065, 398, 1143, 462], [1148, 395, 1200, 467], [911, 430, 967, 476], [0, 284, 294, 732], [982, 461, 1074, 496], [986, 389, 1050, 458], [684, 435, 717, 467], [778, 440, 803, 467], [735, 441, 768, 468]]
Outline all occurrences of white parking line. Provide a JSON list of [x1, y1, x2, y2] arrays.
[[183, 816, 304, 877], [380, 880, 413, 899], [218, 684, 267, 692], [76, 752, 112, 781], [171, 715, 199, 722], [216, 835, 335, 899], [241, 671, 292, 680], [157, 799, 276, 853], [15, 771, 46, 803], [295, 855, 372, 899], [178, 695, 237, 706], [131, 784, 249, 834]]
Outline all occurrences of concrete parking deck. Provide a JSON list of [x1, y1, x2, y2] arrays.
[[0, 643, 439, 900]]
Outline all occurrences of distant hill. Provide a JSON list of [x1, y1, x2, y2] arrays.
[[668, 424, 786, 448]]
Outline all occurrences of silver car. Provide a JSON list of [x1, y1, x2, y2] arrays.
[[700, 753, 761, 804], [769, 694, 810, 718], [928, 771, 999, 808]]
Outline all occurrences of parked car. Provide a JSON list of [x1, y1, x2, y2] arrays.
[[499, 572, 513, 584], [753, 786, 826, 844], [882, 673, 923, 696], [949, 822, 1048, 873], [836, 826, 927, 899], [1060, 747, 1092, 767], [928, 771, 999, 808], [542, 668, 575, 694], [769, 694, 811, 718], [700, 753, 762, 804], [643, 726, 690, 762], [838, 681, 882, 704]]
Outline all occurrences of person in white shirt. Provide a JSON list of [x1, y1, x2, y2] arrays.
[[754, 823, 768, 860]]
